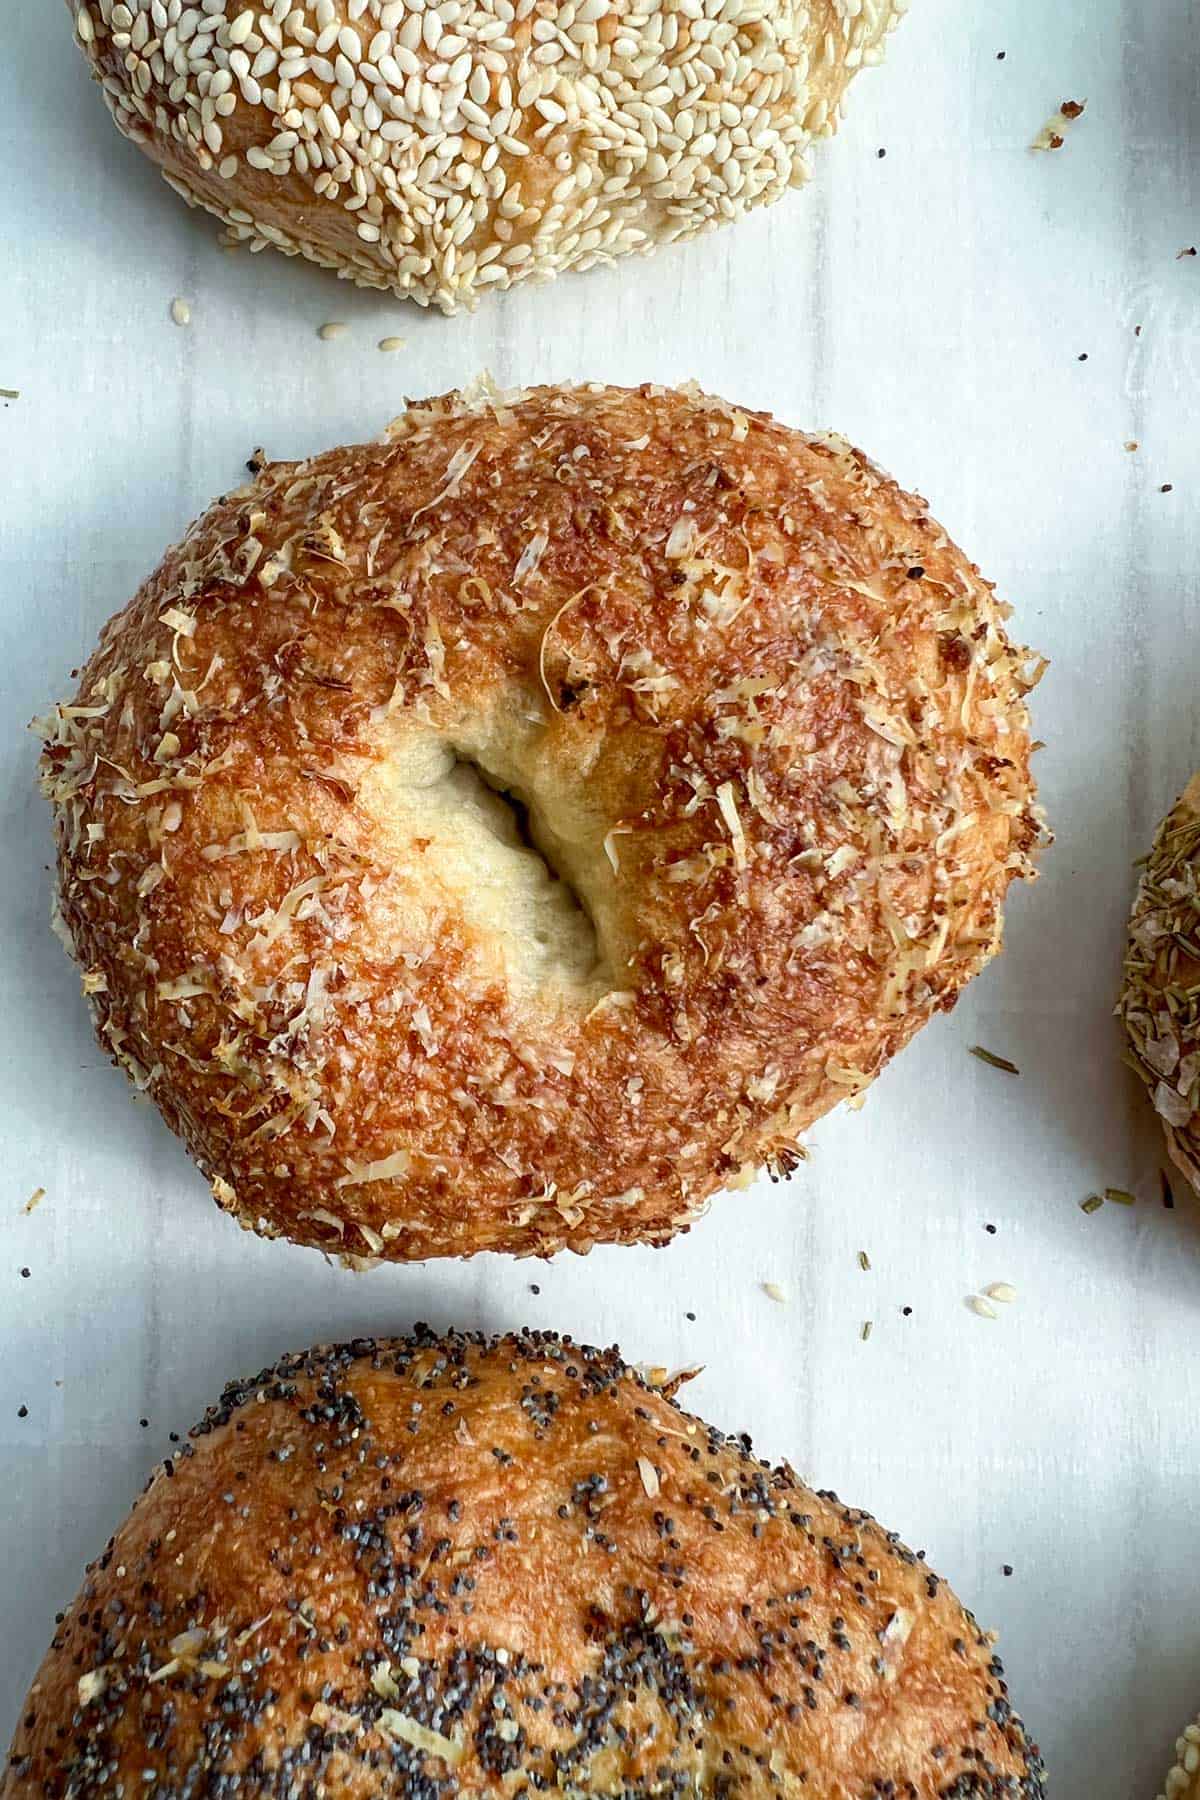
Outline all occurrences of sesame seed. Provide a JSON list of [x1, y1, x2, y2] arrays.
[[984, 1282, 1017, 1304], [69, 0, 907, 312], [761, 1281, 788, 1304], [967, 1295, 998, 1320], [378, 336, 406, 352], [318, 321, 348, 339], [170, 297, 192, 327]]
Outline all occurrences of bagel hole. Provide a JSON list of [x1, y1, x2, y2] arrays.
[[361, 729, 614, 1009]]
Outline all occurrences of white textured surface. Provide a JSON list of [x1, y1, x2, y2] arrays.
[[2, 3, 1199, 1795]]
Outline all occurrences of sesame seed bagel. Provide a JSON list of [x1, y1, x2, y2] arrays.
[[1160, 1715, 1200, 1800], [1120, 772, 1200, 1194], [39, 380, 1044, 1263], [1, 1326, 1046, 1800], [66, 0, 905, 313]]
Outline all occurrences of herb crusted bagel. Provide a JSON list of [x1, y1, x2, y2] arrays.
[[39, 380, 1045, 1262], [1119, 772, 1200, 1192], [1, 1326, 1046, 1800], [66, 0, 905, 313]]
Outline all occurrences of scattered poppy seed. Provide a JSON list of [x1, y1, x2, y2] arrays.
[[906, 565, 924, 580], [970, 1045, 1020, 1075], [19, 1267, 30, 1279], [876, 147, 886, 158], [17, 1405, 27, 1418], [529, 1283, 540, 1295], [1161, 483, 1174, 493], [245, 448, 267, 474], [996, 50, 1006, 60], [685, 1310, 696, 1321], [901, 1306, 913, 1317], [170, 297, 192, 327], [984, 1222, 997, 1234], [139, 1418, 149, 1428], [1077, 353, 1088, 361], [1003, 1564, 1013, 1577]]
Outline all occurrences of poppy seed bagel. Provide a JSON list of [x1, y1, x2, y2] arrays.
[[1, 1326, 1046, 1799]]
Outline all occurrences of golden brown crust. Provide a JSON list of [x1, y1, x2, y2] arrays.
[[1119, 772, 1200, 1193], [40, 380, 1045, 1262], [2, 1327, 1045, 1800], [65, 0, 905, 313]]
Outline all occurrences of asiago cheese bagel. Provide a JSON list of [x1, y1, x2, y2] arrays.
[[39, 380, 1045, 1262]]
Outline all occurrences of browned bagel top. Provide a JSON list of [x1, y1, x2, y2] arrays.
[[40, 381, 1044, 1260], [2, 1328, 1045, 1800]]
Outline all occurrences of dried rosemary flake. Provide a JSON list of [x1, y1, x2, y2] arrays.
[[22, 1187, 45, 1215], [1079, 1194, 1104, 1214], [857, 1250, 871, 1272], [969, 1045, 1020, 1075], [1104, 1187, 1136, 1206], [860, 1320, 873, 1342], [0, 387, 18, 400]]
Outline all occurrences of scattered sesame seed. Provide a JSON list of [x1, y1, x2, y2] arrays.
[[984, 1282, 1017, 1304], [967, 1295, 998, 1320], [762, 1281, 788, 1304], [318, 321, 348, 340], [378, 336, 406, 353], [170, 297, 192, 327]]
